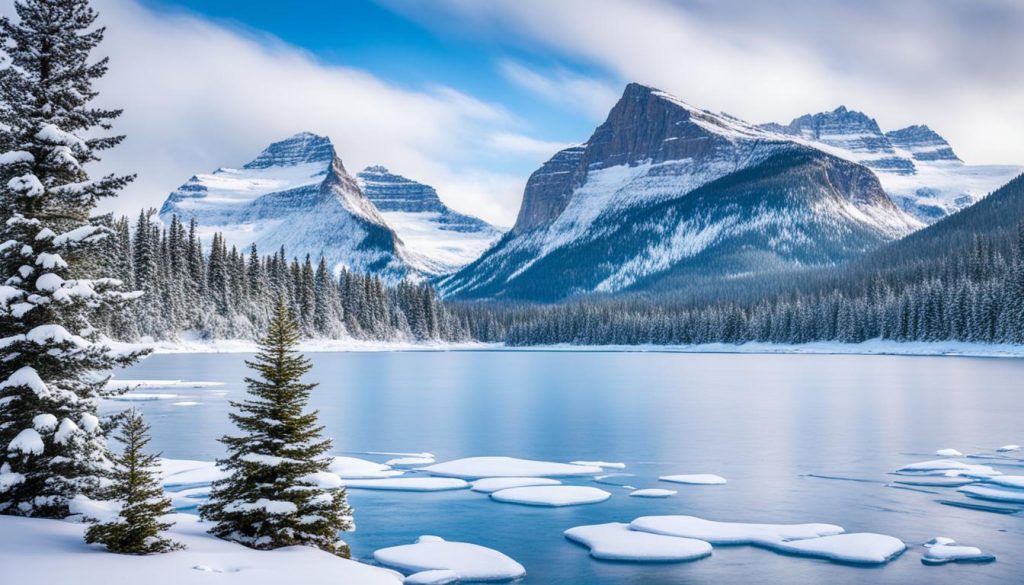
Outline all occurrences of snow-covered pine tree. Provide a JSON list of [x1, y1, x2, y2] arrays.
[[199, 300, 353, 557], [84, 408, 182, 554], [0, 0, 147, 518]]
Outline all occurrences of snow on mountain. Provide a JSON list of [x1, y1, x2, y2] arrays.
[[440, 83, 919, 301], [356, 166, 504, 273], [763, 110, 1021, 222], [159, 133, 432, 281]]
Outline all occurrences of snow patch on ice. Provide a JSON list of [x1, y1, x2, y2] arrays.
[[470, 477, 561, 493], [629, 488, 677, 498], [659, 474, 727, 485], [564, 522, 712, 562], [489, 485, 611, 507], [422, 456, 602, 479]]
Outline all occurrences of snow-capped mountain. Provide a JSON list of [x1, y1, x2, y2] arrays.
[[440, 83, 919, 301], [159, 132, 429, 281], [763, 108, 1021, 222], [356, 166, 504, 273]]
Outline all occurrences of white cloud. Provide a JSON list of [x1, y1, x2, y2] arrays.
[[406, 0, 1024, 165], [499, 60, 619, 119], [485, 131, 572, 159], [1, 0, 541, 226]]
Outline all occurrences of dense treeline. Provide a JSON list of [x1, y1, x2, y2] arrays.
[[455, 176, 1024, 346], [94, 212, 469, 342]]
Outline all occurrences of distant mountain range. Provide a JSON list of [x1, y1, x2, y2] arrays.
[[440, 83, 920, 300], [761, 107, 1020, 221], [159, 84, 1021, 302], [159, 133, 502, 280]]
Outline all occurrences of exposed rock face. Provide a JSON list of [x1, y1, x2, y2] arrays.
[[440, 84, 918, 301], [159, 132, 428, 281], [884, 125, 960, 163], [356, 166, 504, 272], [762, 110, 1020, 222]]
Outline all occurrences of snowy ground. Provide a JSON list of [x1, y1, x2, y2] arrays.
[[122, 335, 1024, 358]]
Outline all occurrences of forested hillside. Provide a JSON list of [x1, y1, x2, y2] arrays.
[[93, 212, 469, 342], [455, 175, 1024, 346]]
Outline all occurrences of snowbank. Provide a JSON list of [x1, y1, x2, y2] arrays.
[[373, 537, 526, 582], [422, 457, 602, 479], [564, 523, 712, 562], [0, 514, 402, 585], [489, 485, 611, 507]]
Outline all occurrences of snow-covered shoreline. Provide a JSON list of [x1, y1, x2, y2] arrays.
[[132, 337, 1024, 359]]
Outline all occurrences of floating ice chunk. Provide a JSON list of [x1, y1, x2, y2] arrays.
[[570, 460, 626, 469], [770, 533, 906, 565], [490, 485, 610, 507], [374, 537, 526, 582], [936, 448, 963, 457], [470, 477, 561, 493], [330, 456, 404, 479], [404, 569, 459, 584], [987, 475, 1024, 489], [922, 540, 995, 565], [997, 444, 1021, 452], [342, 478, 469, 492], [564, 522, 712, 562], [630, 516, 844, 545], [108, 393, 179, 401], [387, 456, 436, 466], [105, 379, 225, 390], [895, 459, 1000, 477], [924, 536, 957, 548], [422, 457, 602, 479], [172, 401, 200, 406], [659, 474, 727, 485], [893, 477, 976, 488], [958, 484, 1024, 503], [630, 489, 677, 498]]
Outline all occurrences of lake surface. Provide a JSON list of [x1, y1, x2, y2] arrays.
[[109, 351, 1024, 584]]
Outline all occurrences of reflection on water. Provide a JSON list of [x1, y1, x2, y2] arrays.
[[111, 351, 1024, 584]]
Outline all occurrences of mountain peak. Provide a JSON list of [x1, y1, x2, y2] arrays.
[[885, 125, 961, 163], [243, 132, 336, 170]]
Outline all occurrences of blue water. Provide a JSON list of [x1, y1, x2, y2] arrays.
[[109, 351, 1024, 584]]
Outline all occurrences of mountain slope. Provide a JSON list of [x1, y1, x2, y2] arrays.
[[441, 83, 918, 301], [763, 108, 1021, 222], [356, 166, 503, 273], [159, 133, 429, 281]]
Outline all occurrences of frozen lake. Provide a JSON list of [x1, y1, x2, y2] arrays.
[[110, 350, 1024, 584]]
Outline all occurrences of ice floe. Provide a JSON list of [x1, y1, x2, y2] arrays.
[[470, 477, 562, 493], [629, 489, 677, 498], [922, 538, 995, 565], [342, 478, 469, 492], [630, 516, 843, 545], [374, 536, 526, 582], [104, 379, 225, 390], [107, 393, 179, 401], [490, 485, 611, 507], [330, 456, 404, 479], [404, 569, 460, 584], [958, 484, 1024, 503], [569, 460, 626, 469], [387, 456, 436, 466], [894, 459, 1000, 477], [769, 533, 906, 565], [987, 475, 1024, 489], [422, 457, 602, 479], [564, 523, 712, 562], [172, 401, 200, 406], [996, 444, 1020, 452], [936, 448, 963, 457], [659, 474, 727, 485]]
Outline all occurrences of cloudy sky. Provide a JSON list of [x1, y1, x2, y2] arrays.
[[6, 0, 1022, 225]]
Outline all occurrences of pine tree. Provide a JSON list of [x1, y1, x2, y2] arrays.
[[199, 301, 353, 556], [84, 409, 182, 554], [0, 0, 147, 518]]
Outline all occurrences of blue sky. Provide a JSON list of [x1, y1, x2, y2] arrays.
[[5, 0, 1018, 225]]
